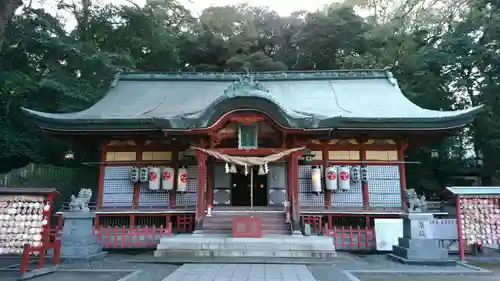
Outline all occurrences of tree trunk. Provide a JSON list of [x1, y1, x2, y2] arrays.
[[0, 0, 23, 53]]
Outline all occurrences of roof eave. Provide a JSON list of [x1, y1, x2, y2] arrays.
[[22, 105, 484, 133]]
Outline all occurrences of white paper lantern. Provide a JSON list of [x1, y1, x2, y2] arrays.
[[148, 167, 161, 190], [338, 166, 351, 191], [324, 165, 338, 191], [311, 166, 322, 195], [161, 167, 175, 191], [177, 168, 188, 193]]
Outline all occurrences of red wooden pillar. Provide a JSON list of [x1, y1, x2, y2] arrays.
[[170, 147, 179, 208], [96, 142, 106, 210], [206, 159, 214, 210], [397, 138, 408, 209], [290, 151, 301, 231], [195, 150, 207, 232], [322, 145, 330, 209], [360, 141, 369, 209], [133, 143, 144, 209]]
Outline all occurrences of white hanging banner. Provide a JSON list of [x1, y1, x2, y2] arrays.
[[161, 167, 175, 191], [148, 167, 161, 191]]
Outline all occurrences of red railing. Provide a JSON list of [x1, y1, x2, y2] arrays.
[[302, 215, 377, 250], [55, 213, 194, 234], [93, 223, 172, 249], [20, 228, 62, 274]]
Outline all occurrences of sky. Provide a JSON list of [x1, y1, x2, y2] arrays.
[[30, 0, 338, 30], [34, 0, 336, 17], [176, 0, 334, 16]]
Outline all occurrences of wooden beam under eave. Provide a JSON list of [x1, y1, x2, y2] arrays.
[[96, 141, 107, 214], [397, 137, 408, 210]]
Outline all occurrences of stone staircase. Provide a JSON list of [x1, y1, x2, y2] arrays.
[[203, 211, 290, 235], [153, 234, 337, 261]]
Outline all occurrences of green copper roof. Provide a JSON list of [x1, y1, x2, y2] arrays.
[[22, 69, 484, 132]]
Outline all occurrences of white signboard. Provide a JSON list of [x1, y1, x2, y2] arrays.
[[374, 218, 403, 251]]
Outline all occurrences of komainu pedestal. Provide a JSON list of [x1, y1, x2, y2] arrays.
[[388, 213, 455, 265], [60, 212, 106, 259]]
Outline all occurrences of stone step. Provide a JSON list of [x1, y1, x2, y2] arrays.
[[157, 242, 330, 251], [202, 229, 290, 235], [204, 217, 286, 222], [149, 256, 338, 264], [203, 222, 286, 228], [154, 234, 335, 259], [204, 222, 286, 226], [204, 216, 285, 221], [203, 213, 288, 235], [154, 249, 337, 258], [157, 235, 334, 249]]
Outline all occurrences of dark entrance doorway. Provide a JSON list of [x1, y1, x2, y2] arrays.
[[231, 167, 268, 206]]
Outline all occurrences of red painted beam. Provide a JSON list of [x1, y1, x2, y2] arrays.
[[322, 143, 330, 209], [195, 150, 206, 231], [360, 141, 369, 209], [170, 147, 178, 208], [397, 138, 408, 209], [206, 160, 214, 211], [96, 142, 106, 210], [290, 151, 301, 230]]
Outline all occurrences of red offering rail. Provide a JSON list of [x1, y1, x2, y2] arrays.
[[232, 216, 263, 238], [93, 223, 172, 249], [0, 188, 61, 279]]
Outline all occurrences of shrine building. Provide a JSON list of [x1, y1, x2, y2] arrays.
[[22, 69, 483, 249]]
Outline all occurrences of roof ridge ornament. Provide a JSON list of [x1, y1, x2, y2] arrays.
[[384, 67, 398, 86], [224, 73, 270, 97], [110, 69, 124, 88]]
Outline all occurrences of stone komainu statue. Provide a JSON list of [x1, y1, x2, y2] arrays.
[[69, 188, 92, 212], [405, 189, 428, 212]]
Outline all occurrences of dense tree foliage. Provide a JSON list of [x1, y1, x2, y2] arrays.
[[1, 0, 499, 191]]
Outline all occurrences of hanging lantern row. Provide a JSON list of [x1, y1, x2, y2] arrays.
[[350, 166, 369, 184], [131, 166, 188, 192], [0, 196, 50, 255], [460, 198, 500, 245], [311, 165, 369, 195]]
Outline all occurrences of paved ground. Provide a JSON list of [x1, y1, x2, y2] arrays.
[[34, 271, 129, 281], [59, 257, 179, 281], [355, 277, 497, 281], [161, 264, 318, 281], [1, 251, 500, 281], [0, 270, 130, 281]]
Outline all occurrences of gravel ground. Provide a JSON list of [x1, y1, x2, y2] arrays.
[[321, 253, 479, 272], [307, 265, 353, 281], [35, 271, 129, 281], [59, 254, 179, 281], [0, 270, 131, 281], [354, 274, 500, 281], [0, 256, 39, 269]]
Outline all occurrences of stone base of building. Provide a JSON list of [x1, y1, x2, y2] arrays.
[[153, 234, 336, 260], [387, 253, 456, 266], [60, 212, 105, 260], [389, 213, 453, 265]]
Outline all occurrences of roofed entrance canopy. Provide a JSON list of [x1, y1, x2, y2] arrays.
[[22, 69, 484, 133]]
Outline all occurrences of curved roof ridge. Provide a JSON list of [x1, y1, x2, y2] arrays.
[[118, 69, 392, 82], [21, 69, 484, 132]]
